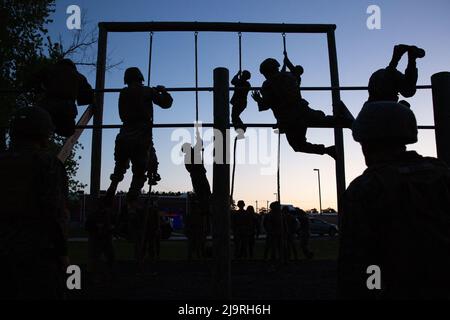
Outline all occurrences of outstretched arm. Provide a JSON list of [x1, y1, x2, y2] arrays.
[[231, 72, 240, 86], [194, 127, 203, 149], [251, 90, 270, 112], [152, 86, 173, 109], [283, 53, 295, 73]]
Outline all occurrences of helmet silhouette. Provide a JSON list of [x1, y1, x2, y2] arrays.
[[352, 101, 418, 144], [10, 107, 55, 139], [124, 67, 144, 85]]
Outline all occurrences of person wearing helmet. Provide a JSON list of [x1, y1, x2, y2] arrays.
[[367, 44, 425, 103], [36, 58, 94, 137], [0, 107, 69, 299], [230, 70, 252, 136], [105, 67, 173, 212], [251, 58, 353, 159], [338, 101, 450, 299], [181, 127, 211, 217]]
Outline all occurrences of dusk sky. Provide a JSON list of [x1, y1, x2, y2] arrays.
[[46, 0, 450, 210]]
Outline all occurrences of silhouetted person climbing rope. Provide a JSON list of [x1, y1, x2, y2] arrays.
[[181, 127, 212, 215], [230, 70, 251, 136], [368, 44, 425, 103], [339, 101, 450, 299], [105, 67, 173, 213], [252, 58, 353, 159], [35, 58, 94, 137]]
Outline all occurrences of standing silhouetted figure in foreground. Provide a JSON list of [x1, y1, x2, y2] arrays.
[[252, 58, 353, 159], [230, 70, 251, 137], [296, 208, 314, 259], [368, 44, 425, 103], [0, 107, 68, 299], [36, 59, 94, 137], [339, 101, 450, 299], [105, 67, 173, 213]]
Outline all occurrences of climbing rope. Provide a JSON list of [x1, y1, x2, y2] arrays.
[[140, 32, 155, 271], [282, 32, 287, 55], [147, 32, 153, 86], [194, 31, 199, 123], [238, 31, 242, 73], [193, 31, 204, 164], [230, 136, 238, 202], [277, 130, 281, 203], [230, 32, 244, 203]]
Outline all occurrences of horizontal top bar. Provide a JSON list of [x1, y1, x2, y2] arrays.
[[0, 85, 432, 94], [99, 21, 336, 33]]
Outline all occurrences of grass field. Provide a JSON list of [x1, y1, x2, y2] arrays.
[[68, 237, 338, 265]]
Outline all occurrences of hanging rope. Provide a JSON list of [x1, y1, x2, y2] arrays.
[[230, 32, 244, 203], [194, 31, 199, 123], [238, 32, 242, 73], [230, 136, 238, 202], [277, 130, 281, 203], [282, 32, 287, 55], [147, 32, 153, 87], [140, 32, 155, 271], [193, 31, 204, 164]]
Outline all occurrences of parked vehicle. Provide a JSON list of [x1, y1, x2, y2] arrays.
[[309, 218, 338, 236]]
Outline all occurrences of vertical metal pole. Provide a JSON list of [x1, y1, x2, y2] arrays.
[[212, 67, 231, 299], [431, 72, 450, 166], [90, 25, 108, 197], [327, 30, 346, 219]]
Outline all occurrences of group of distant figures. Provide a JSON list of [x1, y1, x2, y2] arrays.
[[2, 41, 450, 300], [230, 200, 313, 262]]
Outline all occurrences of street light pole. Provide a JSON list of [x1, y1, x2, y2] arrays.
[[314, 169, 322, 214]]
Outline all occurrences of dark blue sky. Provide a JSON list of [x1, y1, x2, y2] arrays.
[[47, 0, 450, 209]]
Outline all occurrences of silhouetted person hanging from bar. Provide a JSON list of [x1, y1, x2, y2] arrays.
[[368, 44, 425, 103], [35, 58, 94, 137], [105, 67, 173, 214], [181, 127, 212, 211], [339, 101, 450, 299], [252, 58, 353, 159], [230, 70, 251, 137]]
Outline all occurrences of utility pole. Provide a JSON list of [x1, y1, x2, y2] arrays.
[[313, 169, 323, 214]]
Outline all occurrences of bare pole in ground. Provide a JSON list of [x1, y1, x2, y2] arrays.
[[212, 67, 231, 299]]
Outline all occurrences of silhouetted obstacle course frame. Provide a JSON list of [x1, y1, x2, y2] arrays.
[[1, 21, 448, 299], [91, 22, 348, 300]]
